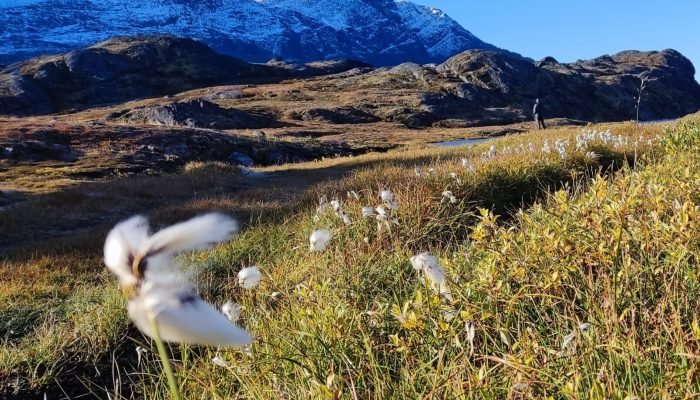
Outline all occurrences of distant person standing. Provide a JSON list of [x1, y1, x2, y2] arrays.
[[533, 98, 546, 130]]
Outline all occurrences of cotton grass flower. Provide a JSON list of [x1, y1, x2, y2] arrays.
[[238, 266, 262, 290], [380, 189, 398, 209], [362, 206, 375, 218], [461, 158, 475, 172], [341, 213, 352, 225], [103, 213, 253, 348], [136, 345, 148, 366], [441, 190, 457, 204], [584, 151, 599, 160], [409, 253, 453, 302], [309, 229, 332, 252], [375, 205, 387, 217], [221, 301, 242, 322], [211, 356, 230, 368], [465, 320, 476, 355], [330, 199, 341, 212], [380, 189, 394, 202], [561, 322, 591, 353]]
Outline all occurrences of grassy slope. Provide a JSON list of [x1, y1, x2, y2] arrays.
[[4, 120, 698, 398]]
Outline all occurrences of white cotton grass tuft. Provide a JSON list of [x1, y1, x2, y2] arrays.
[[330, 199, 341, 212], [461, 158, 476, 172], [238, 266, 262, 290], [380, 189, 394, 202], [441, 190, 457, 204], [409, 253, 454, 302], [103, 213, 252, 347], [362, 206, 375, 218], [211, 356, 230, 368], [221, 301, 242, 322], [465, 320, 476, 355], [341, 213, 352, 225], [380, 189, 398, 209], [136, 345, 148, 366], [561, 322, 592, 352], [309, 229, 332, 252]]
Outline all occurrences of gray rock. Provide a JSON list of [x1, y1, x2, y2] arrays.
[[108, 99, 283, 129], [295, 107, 379, 124], [228, 152, 255, 167]]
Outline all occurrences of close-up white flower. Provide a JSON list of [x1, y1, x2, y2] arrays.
[[103, 214, 253, 348], [362, 206, 375, 217]]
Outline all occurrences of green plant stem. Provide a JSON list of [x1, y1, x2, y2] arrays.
[[150, 317, 182, 400]]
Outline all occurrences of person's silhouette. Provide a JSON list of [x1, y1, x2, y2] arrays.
[[533, 98, 546, 130]]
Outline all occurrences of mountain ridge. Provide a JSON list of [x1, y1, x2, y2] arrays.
[[0, 0, 497, 66]]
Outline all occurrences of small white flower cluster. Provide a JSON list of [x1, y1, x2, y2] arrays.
[[578, 128, 629, 150], [309, 189, 402, 251], [481, 144, 498, 161], [376, 189, 399, 232], [316, 196, 351, 225], [542, 139, 551, 154], [554, 139, 570, 159], [461, 158, 476, 173]]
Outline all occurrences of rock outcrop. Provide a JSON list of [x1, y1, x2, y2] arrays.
[[348, 48, 700, 125], [106, 99, 284, 129], [293, 107, 380, 124], [430, 49, 700, 123]]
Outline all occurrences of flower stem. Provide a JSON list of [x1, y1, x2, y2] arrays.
[[150, 317, 182, 400]]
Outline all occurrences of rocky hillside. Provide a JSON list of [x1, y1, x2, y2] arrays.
[[429, 48, 700, 123], [0, 0, 497, 66], [0, 36, 369, 115], [1, 36, 698, 125]]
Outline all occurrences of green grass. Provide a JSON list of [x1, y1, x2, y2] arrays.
[[5, 120, 699, 398]]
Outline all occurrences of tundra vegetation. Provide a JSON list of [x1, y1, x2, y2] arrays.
[[2, 117, 700, 399]]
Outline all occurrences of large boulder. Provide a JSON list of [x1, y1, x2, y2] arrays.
[[294, 106, 380, 124], [106, 99, 283, 129]]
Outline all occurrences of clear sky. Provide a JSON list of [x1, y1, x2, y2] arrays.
[[414, 0, 700, 82]]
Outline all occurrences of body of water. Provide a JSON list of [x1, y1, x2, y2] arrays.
[[433, 137, 495, 147]]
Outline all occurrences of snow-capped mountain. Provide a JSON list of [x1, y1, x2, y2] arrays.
[[0, 0, 497, 66]]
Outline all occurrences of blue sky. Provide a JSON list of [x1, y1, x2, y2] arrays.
[[414, 0, 700, 82]]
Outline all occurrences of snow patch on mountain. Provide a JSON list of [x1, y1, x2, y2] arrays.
[[0, 0, 497, 66]]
